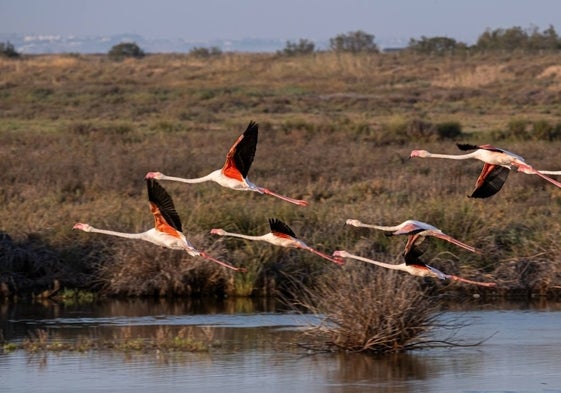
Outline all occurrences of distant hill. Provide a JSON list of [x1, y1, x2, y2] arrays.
[[0, 33, 407, 54]]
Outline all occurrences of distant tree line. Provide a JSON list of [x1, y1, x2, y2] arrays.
[[2, 24, 560, 60], [409, 25, 561, 55]]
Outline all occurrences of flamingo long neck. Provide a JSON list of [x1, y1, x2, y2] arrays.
[[217, 231, 270, 242], [160, 171, 218, 184], [356, 222, 401, 231], [342, 252, 406, 272], [424, 151, 479, 160], [86, 227, 144, 240]]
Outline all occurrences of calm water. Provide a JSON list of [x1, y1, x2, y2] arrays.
[[1, 298, 561, 393]]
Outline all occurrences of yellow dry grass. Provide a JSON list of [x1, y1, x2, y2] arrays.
[[431, 64, 514, 88]]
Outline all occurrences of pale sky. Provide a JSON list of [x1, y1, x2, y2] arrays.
[[2, 0, 561, 44]]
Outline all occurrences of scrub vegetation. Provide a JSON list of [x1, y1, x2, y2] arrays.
[[1, 48, 561, 306]]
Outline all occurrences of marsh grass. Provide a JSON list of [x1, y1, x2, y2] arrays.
[[2, 53, 561, 298]]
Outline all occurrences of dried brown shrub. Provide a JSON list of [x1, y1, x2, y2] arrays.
[[293, 265, 444, 353]]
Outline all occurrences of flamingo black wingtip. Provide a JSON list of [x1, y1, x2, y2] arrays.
[[245, 120, 259, 135], [457, 143, 479, 151], [268, 218, 297, 238]]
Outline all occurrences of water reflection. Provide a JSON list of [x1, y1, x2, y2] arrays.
[[2, 298, 561, 393]]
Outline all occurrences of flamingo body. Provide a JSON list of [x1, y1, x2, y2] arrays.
[[211, 218, 344, 266], [333, 250, 496, 287], [73, 179, 244, 272], [345, 218, 480, 258], [410, 143, 561, 198], [146, 121, 308, 206]]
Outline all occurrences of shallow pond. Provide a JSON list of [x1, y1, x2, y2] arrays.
[[1, 297, 561, 393]]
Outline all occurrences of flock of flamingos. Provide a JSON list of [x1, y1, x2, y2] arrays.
[[73, 121, 561, 288]]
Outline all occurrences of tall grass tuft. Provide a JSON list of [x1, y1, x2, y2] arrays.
[[293, 266, 443, 353]]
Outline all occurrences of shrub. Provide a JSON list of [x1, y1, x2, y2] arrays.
[[329, 30, 379, 53], [294, 267, 444, 353], [108, 42, 145, 60], [436, 121, 463, 140], [278, 39, 315, 56], [407, 36, 468, 55], [189, 46, 223, 58], [475, 25, 561, 52], [0, 41, 20, 58]]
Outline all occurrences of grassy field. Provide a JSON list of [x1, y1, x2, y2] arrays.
[[1, 51, 561, 299]]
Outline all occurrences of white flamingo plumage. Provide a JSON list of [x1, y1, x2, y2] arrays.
[[210, 218, 344, 266], [410, 143, 561, 198], [73, 178, 244, 272], [345, 218, 480, 259], [145, 121, 308, 206], [333, 250, 496, 287]]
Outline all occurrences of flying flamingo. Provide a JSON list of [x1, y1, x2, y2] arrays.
[[210, 218, 344, 266], [345, 219, 480, 259], [73, 178, 245, 272], [145, 121, 308, 206], [332, 250, 496, 287], [410, 143, 561, 198]]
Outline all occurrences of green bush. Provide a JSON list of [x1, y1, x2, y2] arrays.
[[189, 46, 223, 58], [0, 41, 20, 58], [278, 39, 315, 56], [475, 25, 561, 52], [329, 30, 379, 53], [507, 119, 530, 140], [436, 121, 463, 140], [108, 42, 145, 60], [407, 36, 468, 55]]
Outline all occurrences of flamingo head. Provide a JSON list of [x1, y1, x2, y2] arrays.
[[210, 228, 226, 236], [409, 150, 430, 158], [145, 171, 164, 179], [73, 223, 92, 232], [345, 219, 362, 227]]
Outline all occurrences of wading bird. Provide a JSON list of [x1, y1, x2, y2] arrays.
[[410, 143, 561, 198], [73, 178, 244, 272], [332, 250, 496, 287], [145, 121, 308, 206], [345, 219, 480, 259], [210, 218, 344, 266]]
